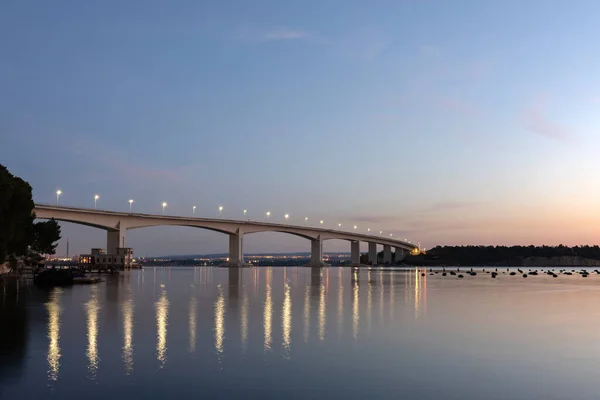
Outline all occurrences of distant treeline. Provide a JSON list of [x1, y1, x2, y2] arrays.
[[405, 245, 600, 266]]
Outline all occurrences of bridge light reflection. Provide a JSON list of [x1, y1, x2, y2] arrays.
[[282, 282, 292, 356], [337, 268, 343, 337], [214, 285, 225, 357], [241, 291, 248, 352], [46, 287, 62, 382], [122, 297, 134, 375], [318, 281, 326, 341], [352, 270, 359, 340], [156, 289, 169, 368], [189, 296, 197, 354], [263, 269, 272, 351], [86, 286, 100, 379], [303, 286, 310, 343], [367, 270, 372, 334]]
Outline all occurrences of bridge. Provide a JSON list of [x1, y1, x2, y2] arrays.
[[34, 204, 419, 267]]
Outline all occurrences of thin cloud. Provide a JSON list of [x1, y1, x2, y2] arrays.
[[522, 98, 574, 140], [259, 28, 310, 41]]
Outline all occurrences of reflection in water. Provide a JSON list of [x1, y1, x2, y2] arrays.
[[86, 286, 100, 379], [156, 289, 169, 368], [367, 270, 372, 333], [46, 288, 62, 382], [303, 286, 310, 343], [352, 270, 359, 340], [122, 297, 134, 375], [337, 268, 343, 337], [263, 269, 273, 352], [318, 281, 326, 341], [241, 292, 248, 352], [214, 285, 225, 357], [282, 282, 291, 356], [414, 269, 420, 319], [380, 270, 384, 323], [189, 296, 197, 354]]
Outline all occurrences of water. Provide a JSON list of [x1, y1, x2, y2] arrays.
[[2, 267, 600, 399]]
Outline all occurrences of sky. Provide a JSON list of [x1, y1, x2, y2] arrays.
[[2, 0, 600, 257]]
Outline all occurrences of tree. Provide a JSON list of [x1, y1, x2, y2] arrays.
[[0, 164, 61, 269], [31, 219, 61, 256]]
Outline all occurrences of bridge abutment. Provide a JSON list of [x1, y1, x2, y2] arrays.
[[368, 242, 377, 265]]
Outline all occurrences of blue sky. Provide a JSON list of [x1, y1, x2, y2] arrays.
[[2, 1, 600, 256]]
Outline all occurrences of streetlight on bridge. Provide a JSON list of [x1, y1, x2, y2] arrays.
[[367, 228, 371, 234], [193, 206, 196, 216], [266, 211, 271, 221], [94, 194, 99, 209], [354, 225, 357, 232], [338, 223, 342, 229], [320, 220, 324, 225], [305, 217, 308, 225], [380, 231, 383, 235], [162, 202, 167, 214], [218, 206, 223, 217], [284, 214, 289, 222], [56, 190, 62, 206], [129, 199, 134, 212], [243, 209, 247, 219]]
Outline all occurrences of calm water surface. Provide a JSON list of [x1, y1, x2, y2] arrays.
[[2, 267, 600, 399]]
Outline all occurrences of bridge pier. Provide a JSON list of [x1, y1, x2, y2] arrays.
[[107, 222, 127, 254], [383, 245, 392, 264], [226, 233, 247, 267], [368, 242, 377, 265], [395, 247, 404, 263], [306, 237, 328, 267], [351, 240, 360, 266]]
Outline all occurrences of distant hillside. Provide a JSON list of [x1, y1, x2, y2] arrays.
[[404, 245, 600, 266]]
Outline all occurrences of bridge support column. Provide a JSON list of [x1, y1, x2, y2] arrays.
[[351, 240, 360, 266], [383, 245, 392, 264], [306, 237, 327, 267], [395, 247, 404, 263], [227, 233, 247, 267], [368, 242, 377, 265], [107, 222, 127, 254]]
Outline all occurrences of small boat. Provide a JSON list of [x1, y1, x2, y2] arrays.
[[34, 267, 74, 287]]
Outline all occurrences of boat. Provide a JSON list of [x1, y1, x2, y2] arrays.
[[34, 267, 74, 287]]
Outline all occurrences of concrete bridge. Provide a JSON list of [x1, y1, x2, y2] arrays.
[[34, 204, 418, 267]]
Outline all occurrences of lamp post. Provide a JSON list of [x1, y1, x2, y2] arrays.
[[305, 217, 308, 225], [218, 206, 223, 217], [354, 225, 357, 232], [338, 223, 342, 229], [380, 231, 383, 235], [266, 211, 271, 221], [193, 206, 196, 216], [243, 209, 247, 218], [320, 220, 324, 225], [162, 202, 167, 214], [129, 199, 134, 212], [284, 214, 289, 222], [56, 190, 62, 206], [367, 228, 371, 234], [94, 194, 99, 209]]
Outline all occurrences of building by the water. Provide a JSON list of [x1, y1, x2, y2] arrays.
[[80, 247, 134, 270]]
